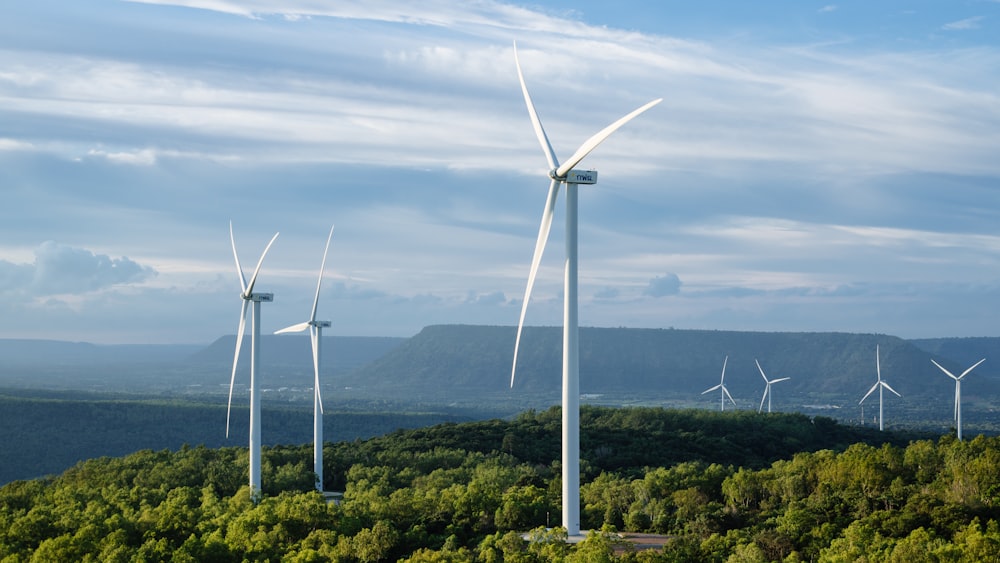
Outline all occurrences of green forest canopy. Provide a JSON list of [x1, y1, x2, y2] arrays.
[[1, 406, 998, 561]]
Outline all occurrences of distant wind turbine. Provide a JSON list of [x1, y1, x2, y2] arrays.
[[226, 222, 279, 499], [275, 225, 335, 490], [702, 356, 736, 411], [508, 41, 661, 537], [755, 359, 790, 413], [931, 357, 985, 441], [859, 345, 901, 431]]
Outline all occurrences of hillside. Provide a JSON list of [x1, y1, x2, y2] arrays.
[[324, 406, 930, 489], [347, 325, 1000, 405], [909, 336, 1000, 367]]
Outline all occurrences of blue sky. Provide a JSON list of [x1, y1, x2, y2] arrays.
[[1, 1, 1000, 344]]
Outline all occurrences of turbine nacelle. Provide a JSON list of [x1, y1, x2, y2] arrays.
[[551, 169, 598, 184], [243, 293, 273, 303]]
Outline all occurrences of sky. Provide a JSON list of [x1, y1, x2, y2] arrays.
[[2, 0, 1000, 344]]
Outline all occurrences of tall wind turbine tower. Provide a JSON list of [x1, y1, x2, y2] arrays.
[[275, 225, 335, 490], [755, 359, 790, 414], [226, 222, 279, 498], [859, 345, 901, 431], [509, 42, 661, 537], [702, 356, 736, 411], [931, 357, 985, 441]]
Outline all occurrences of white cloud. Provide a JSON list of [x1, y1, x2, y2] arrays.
[[943, 16, 985, 31], [0, 242, 156, 298], [644, 274, 682, 297], [88, 148, 158, 165], [0, 138, 33, 151]]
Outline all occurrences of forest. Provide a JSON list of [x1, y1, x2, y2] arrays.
[[2, 406, 998, 561], [0, 390, 474, 485]]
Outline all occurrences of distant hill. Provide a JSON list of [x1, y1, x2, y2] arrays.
[[2, 328, 999, 429], [349, 325, 998, 393], [188, 334, 406, 373], [909, 336, 1000, 368], [346, 325, 1000, 418], [0, 335, 405, 394], [0, 339, 201, 365]]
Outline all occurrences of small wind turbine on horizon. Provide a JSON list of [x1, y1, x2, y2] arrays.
[[859, 345, 901, 431], [226, 222, 279, 499], [931, 357, 985, 441], [755, 359, 790, 413], [508, 41, 661, 537], [702, 356, 736, 411], [275, 225, 335, 491]]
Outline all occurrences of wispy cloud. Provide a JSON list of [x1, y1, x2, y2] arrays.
[[819, 5, 837, 14], [943, 16, 985, 30]]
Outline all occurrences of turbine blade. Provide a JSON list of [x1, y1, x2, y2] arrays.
[[876, 345, 881, 382], [772, 377, 791, 384], [860, 382, 879, 404], [723, 386, 736, 406], [227, 300, 249, 438], [511, 179, 561, 388], [759, 387, 768, 413], [310, 225, 335, 323], [959, 358, 986, 379], [954, 384, 960, 420], [230, 221, 248, 295], [931, 359, 958, 380], [720, 355, 728, 383], [755, 359, 768, 383], [245, 232, 279, 296], [555, 97, 662, 178], [513, 41, 559, 171], [882, 381, 901, 397], [275, 321, 311, 335], [702, 384, 722, 394], [311, 326, 324, 414]]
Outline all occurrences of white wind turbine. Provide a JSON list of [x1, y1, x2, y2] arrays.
[[859, 345, 901, 431], [275, 226, 335, 491], [509, 42, 661, 537], [931, 357, 985, 441], [702, 356, 736, 411], [226, 222, 279, 498], [755, 359, 790, 413]]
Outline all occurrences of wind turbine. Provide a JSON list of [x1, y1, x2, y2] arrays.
[[931, 357, 985, 441], [702, 356, 736, 411], [755, 359, 790, 413], [275, 225, 335, 491], [859, 345, 901, 431], [226, 222, 279, 499], [508, 41, 661, 537]]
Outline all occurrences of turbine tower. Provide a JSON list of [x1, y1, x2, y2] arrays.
[[931, 357, 985, 441], [509, 41, 661, 537], [755, 359, 790, 413], [702, 356, 736, 411], [275, 225, 335, 491], [226, 222, 279, 499], [859, 345, 901, 431]]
